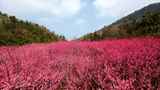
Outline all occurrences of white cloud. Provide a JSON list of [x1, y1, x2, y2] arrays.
[[0, 0, 82, 17], [146, 0, 160, 4], [93, 0, 160, 17]]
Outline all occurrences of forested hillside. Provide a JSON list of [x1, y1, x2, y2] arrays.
[[81, 3, 160, 40], [0, 12, 65, 45]]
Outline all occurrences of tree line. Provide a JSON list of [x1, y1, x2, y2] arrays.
[[0, 11, 65, 45], [81, 12, 160, 41]]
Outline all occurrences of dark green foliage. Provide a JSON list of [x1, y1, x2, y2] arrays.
[[82, 32, 103, 41], [80, 3, 160, 41], [81, 12, 160, 41], [123, 12, 160, 36], [0, 12, 65, 45]]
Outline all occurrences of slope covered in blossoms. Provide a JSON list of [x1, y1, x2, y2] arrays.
[[0, 37, 160, 90]]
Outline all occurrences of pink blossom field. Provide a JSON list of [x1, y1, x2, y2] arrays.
[[0, 37, 160, 90]]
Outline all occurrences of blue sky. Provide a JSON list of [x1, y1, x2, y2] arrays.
[[0, 0, 160, 39]]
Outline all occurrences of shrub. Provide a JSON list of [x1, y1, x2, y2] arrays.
[[0, 37, 160, 89]]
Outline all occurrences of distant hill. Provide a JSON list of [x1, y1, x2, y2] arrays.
[[81, 3, 160, 40], [0, 11, 65, 45]]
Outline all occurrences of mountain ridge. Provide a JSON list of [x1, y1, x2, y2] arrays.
[[81, 3, 160, 40], [0, 12, 65, 45]]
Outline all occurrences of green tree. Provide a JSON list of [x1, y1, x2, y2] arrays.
[[9, 16, 17, 23]]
